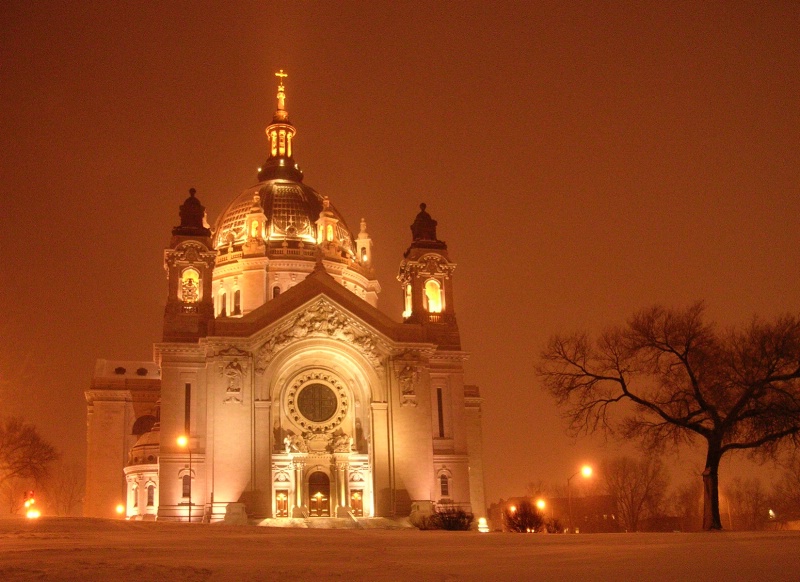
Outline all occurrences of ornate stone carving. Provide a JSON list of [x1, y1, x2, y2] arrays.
[[165, 241, 216, 269], [331, 433, 353, 453], [283, 434, 307, 453], [284, 371, 348, 433], [214, 346, 249, 358], [255, 299, 383, 372], [397, 254, 456, 285], [218, 358, 247, 404], [397, 364, 419, 407]]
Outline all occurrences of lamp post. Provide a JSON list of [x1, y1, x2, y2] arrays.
[[177, 435, 192, 523], [567, 465, 592, 533]]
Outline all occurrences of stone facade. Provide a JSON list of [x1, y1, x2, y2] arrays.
[[85, 74, 484, 524]]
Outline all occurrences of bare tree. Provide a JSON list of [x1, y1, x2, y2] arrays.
[[0, 417, 58, 488], [42, 462, 85, 516], [772, 455, 800, 522], [602, 455, 669, 531], [0, 476, 35, 514], [538, 302, 800, 530], [667, 481, 703, 532], [725, 477, 769, 530]]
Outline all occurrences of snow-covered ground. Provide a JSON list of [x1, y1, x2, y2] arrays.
[[2, 517, 800, 581]]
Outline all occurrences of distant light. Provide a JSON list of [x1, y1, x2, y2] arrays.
[[581, 465, 593, 478], [115, 504, 125, 515], [769, 509, 776, 519], [509, 505, 516, 514], [26, 509, 40, 519], [536, 499, 546, 510], [477, 517, 489, 533], [177, 435, 188, 448], [258, 167, 262, 172]]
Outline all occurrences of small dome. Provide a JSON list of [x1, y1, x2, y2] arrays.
[[128, 424, 160, 466], [213, 179, 356, 255]]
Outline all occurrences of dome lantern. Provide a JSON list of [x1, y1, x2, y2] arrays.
[[258, 70, 303, 182]]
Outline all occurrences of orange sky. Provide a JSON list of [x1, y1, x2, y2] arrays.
[[1, 1, 799, 504]]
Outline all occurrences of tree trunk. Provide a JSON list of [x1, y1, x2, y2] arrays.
[[702, 443, 723, 530]]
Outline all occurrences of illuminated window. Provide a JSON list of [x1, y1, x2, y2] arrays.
[[180, 268, 200, 303], [146, 485, 155, 507], [233, 290, 241, 315], [270, 130, 277, 157], [250, 220, 259, 238], [424, 279, 443, 313], [440, 474, 449, 497], [182, 475, 191, 498], [326, 224, 334, 242], [218, 290, 227, 317], [402, 284, 412, 318], [273, 286, 281, 299], [361, 247, 368, 263]]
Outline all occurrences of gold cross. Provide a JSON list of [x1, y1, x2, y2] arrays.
[[275, 69, 288, 82]]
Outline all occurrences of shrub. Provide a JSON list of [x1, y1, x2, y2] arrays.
[[416, 505, 475, 531], [503, 500, 545, 533]]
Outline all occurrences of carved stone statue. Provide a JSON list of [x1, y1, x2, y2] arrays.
[[284, 434, 307, 453], [410, 203, 438, 242], [332, 433, 353, 453]]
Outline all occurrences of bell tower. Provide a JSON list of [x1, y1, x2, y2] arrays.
[[163, 188, 216, 342], [397, 204, 457, 327]]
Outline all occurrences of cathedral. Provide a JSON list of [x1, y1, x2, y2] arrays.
[[85, 73, 485, 524]]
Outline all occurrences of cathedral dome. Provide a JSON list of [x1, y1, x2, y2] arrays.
[[206, 71, 380, 317], [212, 180, 356, 255]]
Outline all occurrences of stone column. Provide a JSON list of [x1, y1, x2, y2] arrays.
[[292, 460, 305, 516]]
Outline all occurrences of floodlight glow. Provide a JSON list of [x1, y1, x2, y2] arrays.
[[115, 504, 125, 514], [536, 499, 546, 510], [26, 508, 40, 519], [581, 465, 593, 478], [177, 435, 188, 447]]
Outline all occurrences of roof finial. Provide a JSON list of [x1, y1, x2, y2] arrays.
[[275, 69, 288, 111]]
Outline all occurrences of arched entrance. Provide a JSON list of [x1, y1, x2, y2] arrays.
[[308, 471, 330, 517]]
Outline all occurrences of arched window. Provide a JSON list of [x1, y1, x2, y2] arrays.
[[250, 220, 259, 238], [182, 474, 191, 498], [326, 224, 334, 242], [146, 484, 155, 507], [233, 289, 241, 315], [273, 286, 281, 299], [402, 284, 412, 319], [440, 474, 449, 497], [132, 485, 138, 508], [180, 268, 200, 303], [424, 279, 443, 313], [218, 290, 227, 317], [360, 247, 368, 263]]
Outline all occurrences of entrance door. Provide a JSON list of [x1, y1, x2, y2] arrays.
[[350, 490, 363, 517], [275, 489, 289, 518], [308, 472, 330, 517]]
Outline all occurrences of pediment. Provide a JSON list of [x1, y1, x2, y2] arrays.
[[209, 268, 426, 371], [252, 295, 389, 372]]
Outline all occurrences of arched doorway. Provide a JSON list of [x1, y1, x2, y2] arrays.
[[308, 471, 330, 517]]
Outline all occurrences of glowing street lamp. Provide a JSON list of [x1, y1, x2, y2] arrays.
[[177, 435, 193, 523], [25, 492, 40, 519], [115, 504, 125, 516], [535, 499, 546, 511], [567, 464, 593, 533]]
